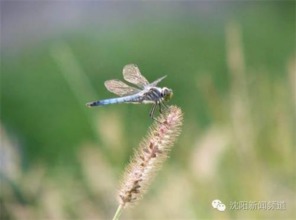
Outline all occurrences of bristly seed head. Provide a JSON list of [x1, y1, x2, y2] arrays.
[[118, 106, 183, 208]]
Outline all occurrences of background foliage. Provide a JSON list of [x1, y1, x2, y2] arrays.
[[1, 1, 295, 219]]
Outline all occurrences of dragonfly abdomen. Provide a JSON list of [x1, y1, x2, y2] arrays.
[[86, 94, 143, 107]]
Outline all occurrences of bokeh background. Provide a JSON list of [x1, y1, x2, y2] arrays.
[[1, 1, 295, 220]]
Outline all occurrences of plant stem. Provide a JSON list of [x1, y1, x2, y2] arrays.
[[112, 205, 123, 220]]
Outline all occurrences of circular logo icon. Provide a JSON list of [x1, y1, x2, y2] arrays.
[[212, 199, 226, 212]]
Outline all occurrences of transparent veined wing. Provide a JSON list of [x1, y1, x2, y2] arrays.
[[104, 79, 140, 97], [149, 75, 167, 86], [122, 64, 149, 88]]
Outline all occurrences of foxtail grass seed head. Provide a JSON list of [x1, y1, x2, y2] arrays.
[[118, 106, 183, 208]]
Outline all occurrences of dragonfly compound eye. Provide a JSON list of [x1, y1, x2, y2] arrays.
[[162, 87, 173, 101]]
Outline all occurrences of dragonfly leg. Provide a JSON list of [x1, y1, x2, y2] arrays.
[[162, 102, 169, 109], [150, 102, 163, 123], [159, 102, 162, 114], [160, 101, 169, 111], [149, 103, 157, 118], [157, 102, 168, 117]]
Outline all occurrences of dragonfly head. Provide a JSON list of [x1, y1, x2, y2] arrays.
[[162, 87, 173, 102]]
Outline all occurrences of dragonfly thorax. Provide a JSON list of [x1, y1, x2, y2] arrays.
[[161, 87, 173, 102]]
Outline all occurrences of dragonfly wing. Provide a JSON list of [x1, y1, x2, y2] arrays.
[[123, 64, 149, 88], [149, 75, 167, 86], [104, 79, 140, 96]]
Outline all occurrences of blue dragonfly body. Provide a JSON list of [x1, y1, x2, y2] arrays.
[[86, 64, 173, 118]]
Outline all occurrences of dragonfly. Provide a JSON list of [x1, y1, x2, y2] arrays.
[[86, 64, 173, 118]]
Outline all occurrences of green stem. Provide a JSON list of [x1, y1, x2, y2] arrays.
[[112, 204, 123, 220]]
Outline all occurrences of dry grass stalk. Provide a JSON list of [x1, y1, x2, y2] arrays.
[[117, 105, 183, 210]]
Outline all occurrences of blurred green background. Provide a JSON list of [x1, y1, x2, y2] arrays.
[[1, 1, 295, 220]]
